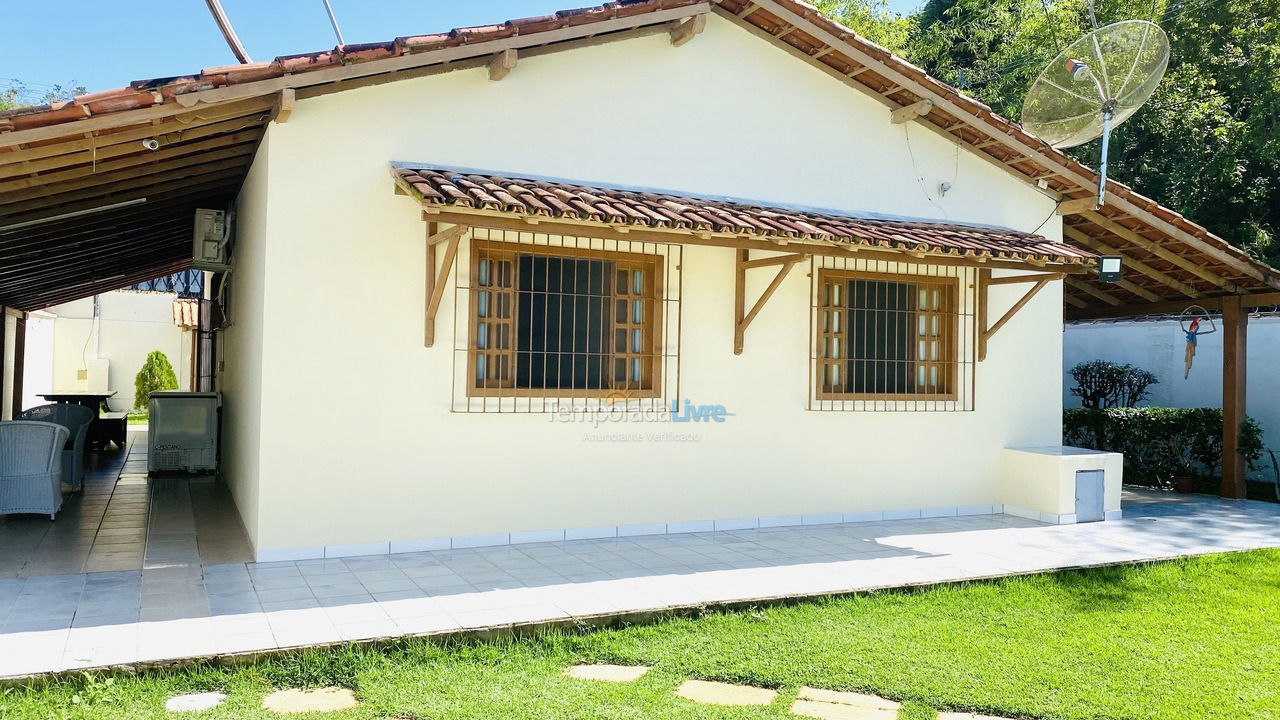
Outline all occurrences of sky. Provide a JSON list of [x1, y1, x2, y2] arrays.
[[2, 0, 923, 98]]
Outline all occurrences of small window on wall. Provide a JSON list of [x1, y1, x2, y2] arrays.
[[816, 270, 960, 402], [469, 241, 662, 397]]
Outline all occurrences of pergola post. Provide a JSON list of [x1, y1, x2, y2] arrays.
[[1221, 295, 1248, 499]]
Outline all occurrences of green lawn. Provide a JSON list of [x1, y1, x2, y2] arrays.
[[5, 550, 1280, 720], [126, 411, 148, 426]]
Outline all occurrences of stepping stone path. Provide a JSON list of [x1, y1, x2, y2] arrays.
[[676, 679, 778, 706], [791, 686, 901, 720], [165, 692, 227, 713], [261, 687, 358, 714], [565, 664, 651, 682]]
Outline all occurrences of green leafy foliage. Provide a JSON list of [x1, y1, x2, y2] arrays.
[[1064, 406, 1264, 484], [0, 80, 86, 111], [1068, 359, 1159, 408], [819, 0, 1280, 266], [133, 350, 179, 410]]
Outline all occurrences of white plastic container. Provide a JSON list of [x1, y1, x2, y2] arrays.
[[148, 392, 221, 473]]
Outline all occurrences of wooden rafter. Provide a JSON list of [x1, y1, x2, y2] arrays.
[[424, 223, 468, 348], [734, 249, 806, 355], [1079, 210, 1240, 292], [1064, 277, 1121, 306], [1062, 225, 1202, 298], [740, 0, 1278, 290]]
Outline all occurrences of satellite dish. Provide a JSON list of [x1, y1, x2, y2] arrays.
[[1021, 19, 1170, 206]]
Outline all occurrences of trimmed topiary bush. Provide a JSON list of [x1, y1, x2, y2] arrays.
[[1064, 407, 1264, 487], [134, 350, 179, 410], [1069, 360, 1159, 409]]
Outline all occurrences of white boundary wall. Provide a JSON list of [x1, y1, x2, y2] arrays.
[[1064, 315, 1280, 476]]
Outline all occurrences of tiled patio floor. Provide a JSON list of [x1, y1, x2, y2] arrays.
[[2, 442, 1280, 679], [0, 432, 252, 578]]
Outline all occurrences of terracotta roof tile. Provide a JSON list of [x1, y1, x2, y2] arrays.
[[395, 166, 1094, 264]]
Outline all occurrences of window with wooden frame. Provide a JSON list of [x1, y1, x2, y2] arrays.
[[815, 269, 963, 403], [469, 240, 663, 398]]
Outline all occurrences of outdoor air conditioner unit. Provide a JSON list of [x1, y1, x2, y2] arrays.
[[192, 208, 230, 271]]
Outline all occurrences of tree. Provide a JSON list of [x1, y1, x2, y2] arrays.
[[817, 0, 1280, 267], [0, 80, 85, 111], [134, 351, 179, 409]]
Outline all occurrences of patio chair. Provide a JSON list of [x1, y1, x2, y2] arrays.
[[0, 421, 70, 520], [17, 403, 94, 491]]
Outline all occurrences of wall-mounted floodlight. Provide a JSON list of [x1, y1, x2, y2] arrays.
[[1098, 255, 1123, 283]]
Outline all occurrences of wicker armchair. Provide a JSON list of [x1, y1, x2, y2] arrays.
[[0, 421, 69, 520], [17, 403, 93, 491]]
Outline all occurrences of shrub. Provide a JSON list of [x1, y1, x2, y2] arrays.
[[1069, 360, 1159, 409], [133, 350, 179, 409], [1064, 407, 1264, 487]]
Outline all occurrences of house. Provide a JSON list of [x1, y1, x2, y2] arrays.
[[2, 0, 1277, 562]]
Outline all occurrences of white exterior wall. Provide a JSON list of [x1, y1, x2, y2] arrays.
[[1064, 316, 1280, 477], [217, 134, 272, 547], [226, 14, 1066, 557], [35, 291, 191, 412]]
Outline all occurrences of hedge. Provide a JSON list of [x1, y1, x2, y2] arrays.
[[1063, 407, 1264, 486]]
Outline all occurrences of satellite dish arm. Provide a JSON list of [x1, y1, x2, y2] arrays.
[[205, 0, 253, 64], [1097, 100, 1117, 206]]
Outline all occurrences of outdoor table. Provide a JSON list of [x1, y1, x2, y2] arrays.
[[38, 392, 118, 448]]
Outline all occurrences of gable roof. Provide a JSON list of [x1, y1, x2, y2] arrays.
[[2, 0, 1276, 315], [394, 165, 1093, 266]]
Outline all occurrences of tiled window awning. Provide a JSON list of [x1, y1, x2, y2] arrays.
[[393, 165, 1095, 266]]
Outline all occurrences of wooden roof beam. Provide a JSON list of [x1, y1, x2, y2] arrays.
[[1063, 225, 1202, 298], [890, 98, 933, 124], [487, 48, 518, 80], [670, 14, 707, 46], [1065, 277, 1121, 306], [272, 88, 296, 123], [746, 0, 1277, 288], [1080, 210, 1239, 293]]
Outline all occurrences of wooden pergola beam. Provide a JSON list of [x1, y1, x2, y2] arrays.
[[1063, 225, 1202, 298], [1064, 277, 1121, 306], [1079, 210, 1240, 293], [734, 249, 806, 355]]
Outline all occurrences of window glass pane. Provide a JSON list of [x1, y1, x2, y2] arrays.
[[515, 254, 614, 390], [847, 279, 916, 394]]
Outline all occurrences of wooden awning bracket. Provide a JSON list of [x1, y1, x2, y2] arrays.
[[734, 249, 807, 355], [424, 223, 469, 348], [977, 269, 1053, 361]]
